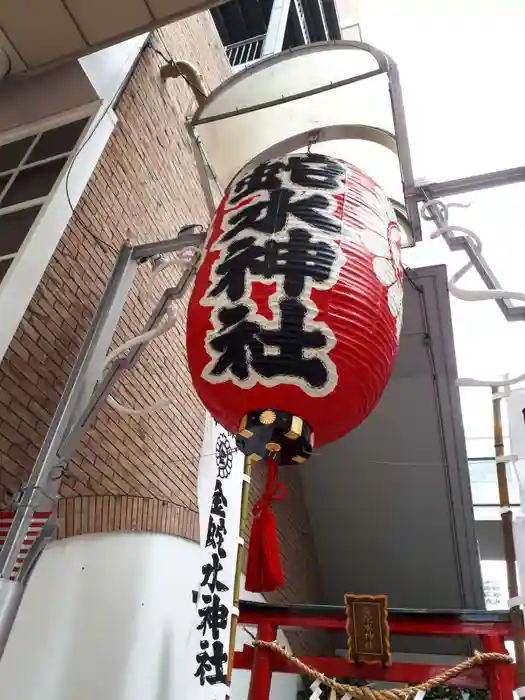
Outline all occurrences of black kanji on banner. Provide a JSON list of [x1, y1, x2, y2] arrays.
[[195, 476, 231, 688], [195, 640, 228, 686], [205, 516, 227, 554], [197, 593, 229, 640], [210, 479, 227, 518], [200, 553, 229, 595]]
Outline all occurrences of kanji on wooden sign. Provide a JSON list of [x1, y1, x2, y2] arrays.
[[345, 593, 391, 667]]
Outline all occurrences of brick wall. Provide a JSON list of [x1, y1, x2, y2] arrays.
[[0, 14, 330, 655], [248, 465, 332, 655]]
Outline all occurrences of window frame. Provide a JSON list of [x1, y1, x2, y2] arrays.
[[469, 456, 520, 524], [0, 100, 117, 364]]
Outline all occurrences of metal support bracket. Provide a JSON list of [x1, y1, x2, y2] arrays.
[[0, 225, 205, 585], [407, 166, 525, 322]]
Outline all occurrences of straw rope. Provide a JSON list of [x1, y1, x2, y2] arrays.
[[254, 640, 513, 700]]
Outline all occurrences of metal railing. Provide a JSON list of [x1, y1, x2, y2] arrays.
[[226, 34, 266, 68]]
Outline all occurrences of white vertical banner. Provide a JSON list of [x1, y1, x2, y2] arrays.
[[188, 413, 244, 700], [198, 413, 220, 543]]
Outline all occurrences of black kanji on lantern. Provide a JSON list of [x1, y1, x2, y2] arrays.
[[208, 298, 329, 389], [197, 593, 230, 640], [203, 155, 342, 395], [208, 228, 338, 302], [208, 305, 260, 382], [230, 153, 345, 204], [195, 639, 228, 686], [221, 188, 340, 244]]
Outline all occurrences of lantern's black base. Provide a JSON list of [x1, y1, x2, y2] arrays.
[[235, 410, 314, 466]]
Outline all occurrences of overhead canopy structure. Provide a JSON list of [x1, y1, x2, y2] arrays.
[[300, 264, 485, 656], [0, 0, 227, 75], [191, 40, 421, 245]]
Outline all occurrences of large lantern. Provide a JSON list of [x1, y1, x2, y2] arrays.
[[186, 39, 417, 593], [187, 151, 403, 591]]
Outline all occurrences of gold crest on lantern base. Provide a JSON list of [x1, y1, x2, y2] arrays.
[[236, 410, 314, 466]]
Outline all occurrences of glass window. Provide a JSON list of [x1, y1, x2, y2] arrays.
[[0, 136, 34, 174], [0, 158, 68, 208], [27, 119, 88, 163], [0, 259, 11, 281], [469, 458, 520, 507], [0, 117, 88, 285], [0, 206, 40, 257]]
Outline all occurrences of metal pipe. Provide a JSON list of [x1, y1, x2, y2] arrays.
[[0, 244, 137, 580], [492, 387, 525, 686], [0, 233, 204, 657], [187, 124, 221, 216], [226, 456, 254, 687], [409, 166, 525, 202]]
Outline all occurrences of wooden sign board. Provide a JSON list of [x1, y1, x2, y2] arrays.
[[344, 594, 391, 667]]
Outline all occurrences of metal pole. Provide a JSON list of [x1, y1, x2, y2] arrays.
[[0, 244, 138, 580], [410, 166, 525, 202], [227, 455, 254, 686], [492, 387, 525, 686]]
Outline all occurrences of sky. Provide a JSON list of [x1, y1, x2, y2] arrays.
[[336, 0, 525, 452]]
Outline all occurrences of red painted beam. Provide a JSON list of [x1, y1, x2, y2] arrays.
[[237, 610, 514, 638], [234, 646, 515, 690], [390, 618, 513, 638], [482, 636, 515, 700]]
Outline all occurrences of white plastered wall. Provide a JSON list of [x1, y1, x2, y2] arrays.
[[0, 532, 301, 700]]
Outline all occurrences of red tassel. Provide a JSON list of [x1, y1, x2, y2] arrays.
[[245, 457, 286, 593]]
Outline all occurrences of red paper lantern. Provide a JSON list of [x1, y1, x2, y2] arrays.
[[186, 152, 403, 591]]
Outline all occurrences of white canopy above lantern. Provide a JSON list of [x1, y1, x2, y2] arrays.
[[190, 41, 420, 246]]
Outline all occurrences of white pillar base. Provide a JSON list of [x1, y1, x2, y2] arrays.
[[0, 532, 202, 700]]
